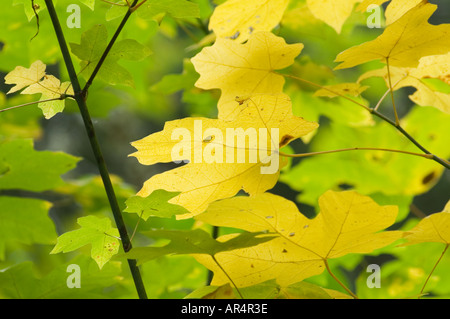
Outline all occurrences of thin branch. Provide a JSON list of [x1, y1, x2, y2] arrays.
[[0, 97, 66, 113], [44, 0, 147, 299], [30, 0, 40, 41], [82, 0, 139, 95], [324, 259, 358, 299], [279, 147, 434, 160], [211, 255, 244, 299], [374, 75, 407, 111], [130, 0, 147, 12], [419, 244, 449, 299], [130, 211, 144, 243], [207, 226, 220, 285], [409, 204, 427, 219]]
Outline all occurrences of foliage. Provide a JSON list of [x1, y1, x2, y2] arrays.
[[0, 0, 449, 300]]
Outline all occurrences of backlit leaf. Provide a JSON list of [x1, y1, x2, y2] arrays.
[[194, 190, 401, 287], [191, 31, 303, 120], [130, 93, 318, 217], [0, 139, 79, 192], [306, 0, 361, 34], [124, 190, 190, 219], [4, 60, 46, 94], [358, 53, 450, 113], [70, 24, 151, 87], [124, 229, 274, 265], [402, 201, 450, 246], [50, 216, 120, 269], [209, 0, 289, 43], [335, 2, 450, 69], [0, 196, 56, 260]]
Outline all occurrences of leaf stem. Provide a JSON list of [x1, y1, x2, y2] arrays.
[[282, 72, 450, 170], [44, 0, 147, 299], [82, 0, 139, 95], [419, 244, 449, 299], [281, 73, 371, 112], [279, 147, 433, 160], [386, 58, 400, 125], [0, 97, 67, 113], [207, 226, 220, 285], [324, 259, 358, 299], [211, 255, 244, 299]]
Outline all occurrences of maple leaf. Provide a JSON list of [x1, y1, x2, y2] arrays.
[[0, 196, 56, 260], [209, 0, 289, 43], [13, 0, 45, 21], [70, 24, 151, 87], [78, 0, 95, 10], [4, 60, 46, 94], [4, 60, 74, 119], [194, 190, 401, 287], [335, 1, 450, 70], [306, 0, 361, 34], [186, 280, 352, 299], [191, 31, 303, 120], [130, 93, 318, 218], [124, 189, 190, 220], [402, 200, 450, 246], [105, 0, 199, 23], [21, 75, 74, 119], [358, 53, 450, 114], [50, 215, 120, 269]]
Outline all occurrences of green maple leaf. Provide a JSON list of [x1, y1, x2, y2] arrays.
[[78, 0, 95, 10], [0, 256, 122, 298], [124, 229, 274, 265], [0, 139, 79, 192], [106, 0, 200, 23], [70, 24, 151, 87], [13, 0, 45, 21], [0, 196, 57, 259], [124, 190, 190, 220], [50, 215, 120, 269]]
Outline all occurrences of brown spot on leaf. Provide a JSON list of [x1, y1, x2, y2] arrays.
[[279, 135, 294, 147]]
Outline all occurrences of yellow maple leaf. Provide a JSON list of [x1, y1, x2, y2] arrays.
[[21, 75, 74, 119], [402, 200, 450, 246], [4, 60, 46, 94], [335, 1, 450, 70], [4, 61, 74, 119], [306, 0, 361, 34], [194, 190, 401, 287], [130, 94, 318, 218], [358, 53, 450, 114], [191, 31, 303, 120], [209, 0, 289, 43]]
